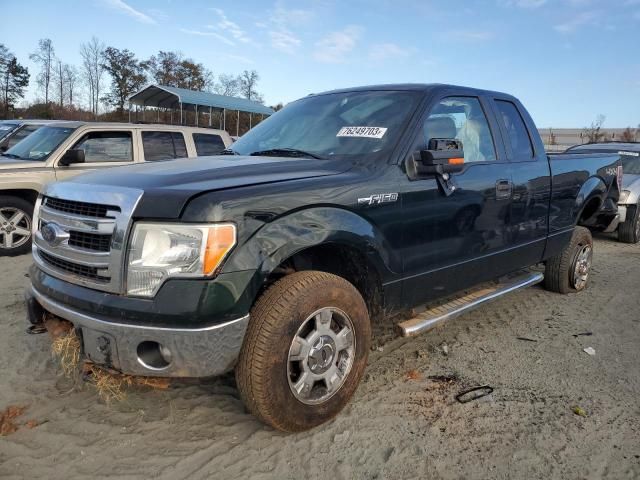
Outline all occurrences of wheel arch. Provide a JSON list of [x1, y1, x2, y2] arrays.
[[0, 189, 39, 205], [222, 207, 399, 320], [574, 176, 607, 225]]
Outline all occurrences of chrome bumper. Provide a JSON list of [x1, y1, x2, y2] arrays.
[[28, 285, 249, 378]]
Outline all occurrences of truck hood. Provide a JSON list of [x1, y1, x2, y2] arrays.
[[65, 155, 351, 218], [0, 157, 46, 170]]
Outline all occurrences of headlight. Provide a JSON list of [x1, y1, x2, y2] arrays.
[[126, 223, 236, 297], [619, 190, 631, 204]]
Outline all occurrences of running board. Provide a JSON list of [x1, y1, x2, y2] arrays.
[[397, 271, 544, 337]]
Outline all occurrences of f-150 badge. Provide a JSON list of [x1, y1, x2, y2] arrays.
[[358, 193, 398, 206]]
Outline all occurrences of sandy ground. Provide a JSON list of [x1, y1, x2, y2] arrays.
[[0, 234, 639, 479]]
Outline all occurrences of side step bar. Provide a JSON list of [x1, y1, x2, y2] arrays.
[[397, 271, 544, 337]]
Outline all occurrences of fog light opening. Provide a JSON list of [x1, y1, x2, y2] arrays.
[[136, 341, 172, 370]]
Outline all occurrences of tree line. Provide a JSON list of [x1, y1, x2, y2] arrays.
[[0, 37, 267, 121]]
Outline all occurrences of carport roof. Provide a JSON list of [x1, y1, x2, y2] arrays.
[[129, 84, 274, 116]]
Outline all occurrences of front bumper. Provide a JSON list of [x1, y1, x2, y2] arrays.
[[27, 284, 249, 378]]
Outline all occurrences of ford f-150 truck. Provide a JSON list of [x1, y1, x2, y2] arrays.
[[25, 84, 621, 432]]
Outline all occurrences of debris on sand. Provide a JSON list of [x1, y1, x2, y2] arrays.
[[406, 370, 422, 381], [572, 406, 587, 417], [583, 347, 596, 356], [25, 420, 39, 429], [428, 374, 458, 384], [573, 332, 593, 338], [455, 385, 494, 404], [441, 344, 449, 356], [83, 364, 170, 404], [0, 405, 27, 436], [516, 337, 538, 342]]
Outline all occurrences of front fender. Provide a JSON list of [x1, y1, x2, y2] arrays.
[[222, 206, 401, 282]]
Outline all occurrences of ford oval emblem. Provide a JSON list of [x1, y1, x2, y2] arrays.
[[41, 223, 67, 246]]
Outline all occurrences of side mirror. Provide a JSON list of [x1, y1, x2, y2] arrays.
[[59, 149, 85, 166], [418, 138, 465, 174]]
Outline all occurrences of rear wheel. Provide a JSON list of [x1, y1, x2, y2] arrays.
[[0, 196, 34, 257], [618, 204, 640, 244], [235, 271, 371, 432], [544, 226, 593, 294]]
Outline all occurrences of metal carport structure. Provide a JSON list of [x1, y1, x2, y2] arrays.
[[128, 84, 274, 135]]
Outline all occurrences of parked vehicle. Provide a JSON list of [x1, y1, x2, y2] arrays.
[[25, 84, 621, 431], [0, 120, 64, 152], [0, 122, 232, 255], [566, 142, 640, 243]]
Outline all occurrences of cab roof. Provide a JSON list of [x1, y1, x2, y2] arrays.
[[309, 83, 519, 101]]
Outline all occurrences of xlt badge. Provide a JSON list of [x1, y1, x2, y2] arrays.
[[358, 193, 398, 206]]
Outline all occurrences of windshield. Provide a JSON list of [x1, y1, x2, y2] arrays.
[[0, 123, 19, 141], [230, 90, 422, 158], [3, 126, 76, 161]]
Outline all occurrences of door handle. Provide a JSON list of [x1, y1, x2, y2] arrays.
[[495, 179, 512, 200]]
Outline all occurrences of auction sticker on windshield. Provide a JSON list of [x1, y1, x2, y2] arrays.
[[337, 127, 387, 139]]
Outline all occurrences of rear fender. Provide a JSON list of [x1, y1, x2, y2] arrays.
[[574, 176, 608, 225]]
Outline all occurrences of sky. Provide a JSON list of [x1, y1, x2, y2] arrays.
[[1, 0, 639, 128]]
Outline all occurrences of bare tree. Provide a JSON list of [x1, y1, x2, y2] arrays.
[[80, 37, 105, 118], [582, 114, 606, 143], [213, 74, 240, 96], [29, 38, 55, 104], [54, 59, 65, 107], [64, 64, 79, 106], [238, 70, 263, 102]]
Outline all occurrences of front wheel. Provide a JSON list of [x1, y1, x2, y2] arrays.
[[618, 204, 640, 244], [544, 226, 593, 294], [0, 196, 34, 257], [235, 271, 371, 432]]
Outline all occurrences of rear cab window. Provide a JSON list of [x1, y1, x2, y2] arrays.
[[142, 131, 188, 161], [494, 100, 534, 160], [72, 131, 133, 163], [193, 133, 226, 156]]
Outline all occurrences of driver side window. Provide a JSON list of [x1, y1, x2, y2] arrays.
[[72, 131, 133, 163], [423, 97, 496, 163]]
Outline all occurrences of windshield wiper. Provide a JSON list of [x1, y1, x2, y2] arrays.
[[249, 148, 324, 159], [1, 152, 22, 160], [220, 148, 240, 155]]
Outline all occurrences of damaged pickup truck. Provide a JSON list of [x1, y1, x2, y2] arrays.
[[26, 84, 621, 432]]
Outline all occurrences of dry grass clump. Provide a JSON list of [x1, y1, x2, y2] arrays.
[[83, 365, 170, 404], [46, 314, 171, 403], [51, 329, 81, 378]]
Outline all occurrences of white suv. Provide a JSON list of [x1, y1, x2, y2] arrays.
[[0, 122, 232, 256]]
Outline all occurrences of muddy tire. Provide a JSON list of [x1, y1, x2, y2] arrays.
[[544, 226, 593, 294], [0, 196, 34, 257], [618, 204, 640, 244], [235, 271, 371, 432]]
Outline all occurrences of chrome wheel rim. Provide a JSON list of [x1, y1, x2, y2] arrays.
[[0, 207, 31, 250], [634, 214, 640, 240], [287, 307, 356, 405], [572, 244, 592, 290]]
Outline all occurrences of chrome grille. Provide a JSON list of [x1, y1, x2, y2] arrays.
[[68, 231, 112, 252], [39, 251, 109, 281], [33, 183, 143, 293], [43, 196, 120, 218]]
